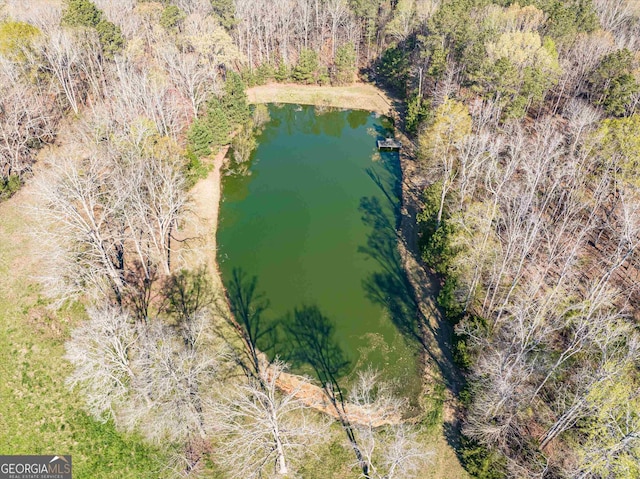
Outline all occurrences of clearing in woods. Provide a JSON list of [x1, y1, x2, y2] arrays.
[[247, 82, 396, 115]]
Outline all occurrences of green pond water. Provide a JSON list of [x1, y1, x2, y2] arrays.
[[218, 104, 421, 391]]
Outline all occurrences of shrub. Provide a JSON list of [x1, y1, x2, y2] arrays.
[[0, 175, 21, 201], [459, 436, 507, 479], [183, 150, 210, 188], [231, 124, 257, 164]]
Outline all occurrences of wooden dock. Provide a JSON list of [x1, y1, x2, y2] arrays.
[[377, 138, 402, 149]]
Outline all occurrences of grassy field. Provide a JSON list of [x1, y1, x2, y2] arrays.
[[0, 189, 168, 478], [247, 83, 396, 114]]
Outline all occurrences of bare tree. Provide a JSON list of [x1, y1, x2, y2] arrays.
[[129, 312, 219, 442], [348, 369, 434, 479], [207, 360, 327, 478], [593, 0, 636, 33], [66, 302, 219, 446], [37, 154, 129, 303], [38, 28, 91, 115], [0, 59, 56, 180], [65, 305, 138, 420], [158, 43, 219, 116], [327, 0, 350, 56], [109, 58, 190, 138], [36, 122, 188, 306]]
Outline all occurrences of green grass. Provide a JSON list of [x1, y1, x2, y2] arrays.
[[0, 198, 168, 477]]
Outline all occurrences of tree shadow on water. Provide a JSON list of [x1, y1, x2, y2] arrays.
[[280, 305, 351, 394], [280, 305, 373, 477], [361, 148, 464, 398], [222, 268, 279, 378], [358, 195, 426, 350], [222, 268, 351, 395], [365, 157, 402, 222]]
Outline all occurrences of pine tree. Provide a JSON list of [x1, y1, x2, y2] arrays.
[[589, 49, 640, 116], [292, 49, 319, 84], [160, 5, 186, 31], [206, 99, 232, 147], [61, 0, 124, 58], [210, 0, 236, 30], [274, 62, 289, 82], [221, 72, 249, 126], [96, 19, 124, 58], [332, 43, 356, 86], [187, 119, 214, 157], [61, 0, 102, 27]]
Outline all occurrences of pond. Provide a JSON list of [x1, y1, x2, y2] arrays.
[[218, 104, 421, 394]]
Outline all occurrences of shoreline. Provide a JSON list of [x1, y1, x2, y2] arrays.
[[187, 83, 456, 429]]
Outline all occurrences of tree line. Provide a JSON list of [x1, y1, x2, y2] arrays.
[[388, 1, 640, 478]]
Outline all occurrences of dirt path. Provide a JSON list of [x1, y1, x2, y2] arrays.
[[390, 132, 470, 478], [184, 146, 227, 286], [394, 132, 463, 414]]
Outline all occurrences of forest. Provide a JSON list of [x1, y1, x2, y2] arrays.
[[0, 0, 639, 478]]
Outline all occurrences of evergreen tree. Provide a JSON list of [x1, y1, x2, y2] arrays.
[[211, 0, 236, 30], [376, 46, 409, 94], [332, 43, 356, 86], [254, 63, 275, 85], [274, 62, 289, 82], [61, 0, 123, 57], [221, 72, 250, 126], [160, 5, 186, 32], [61, 0, 102, 27], [405, 95, 430, 133], [187, 119, 214, 157], [292, 49, 319, 84], [589, 49, 640, 116], [536, 0, 599, 40], [206, 98, 232, 147], [596, 115, 640, 186], [96, 19, 124, 59]]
